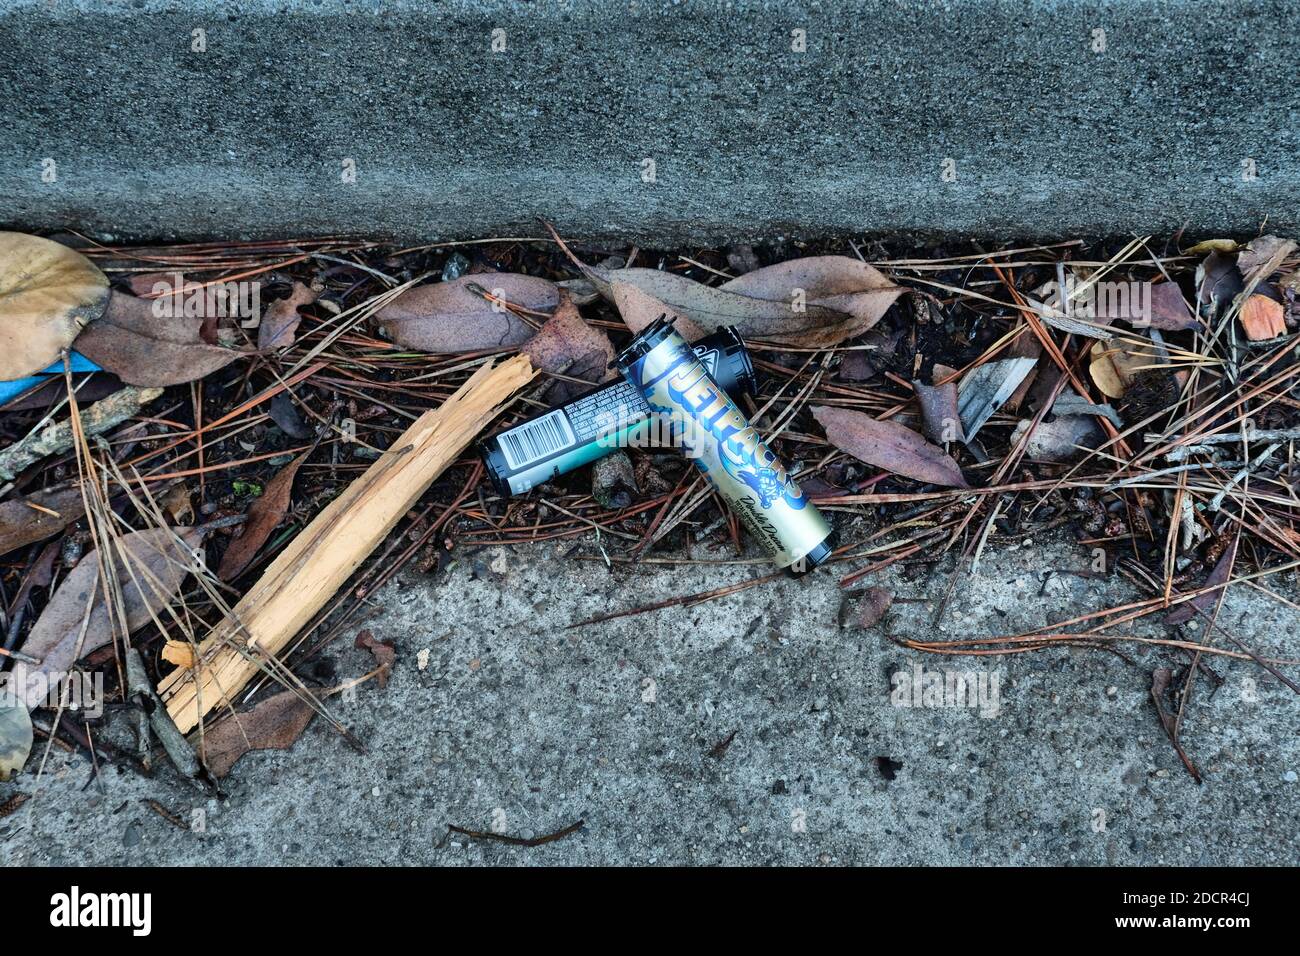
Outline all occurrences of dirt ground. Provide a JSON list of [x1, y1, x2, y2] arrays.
[[4, 530, 1297, 866]]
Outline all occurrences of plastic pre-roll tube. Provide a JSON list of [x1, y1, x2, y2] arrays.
[[614, 316, 834, 574], [481, 328, 755, 496]]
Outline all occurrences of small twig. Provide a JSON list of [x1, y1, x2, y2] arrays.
[[446, 818, 584, 848]]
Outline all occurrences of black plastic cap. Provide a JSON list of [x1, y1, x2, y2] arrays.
[[479, 438, 512, 497], [786, 531, 837, 578], [613, 314, 678, 374]]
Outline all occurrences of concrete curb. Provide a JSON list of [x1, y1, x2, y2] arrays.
[[2, 0, 1298, 242]]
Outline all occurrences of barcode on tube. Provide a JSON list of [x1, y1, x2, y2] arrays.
[[499, 409, 576, 470]]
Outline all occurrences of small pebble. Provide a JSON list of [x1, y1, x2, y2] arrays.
[[1284, 770, 1298, 783], [441, 253, 470, 281]]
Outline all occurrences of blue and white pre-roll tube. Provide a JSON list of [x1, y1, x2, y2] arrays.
[[614, 316, 834, 573]]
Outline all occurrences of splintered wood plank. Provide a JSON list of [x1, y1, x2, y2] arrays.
[[160, 354, 535, 733]]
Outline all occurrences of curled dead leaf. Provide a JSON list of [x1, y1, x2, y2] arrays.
[[1236, 235, 1296, 285], [520, 291, 616, 395], [196, 689, 316, 778], [912, 377, 963, 444], [74, 291, 246, 386], [1182, 238, 1240, 256], [1089, 340, 1151, 399], [355, 629, 396, 689], [813, 405, 968, 488], [217, 452, 307, 581], [593, 256, 904, 347], [0, 232, 110, 378], [375, 274, 559, 352], [18, 527, 206, 709], [258, 281, 318, 350], [852, 586, 894, 629]]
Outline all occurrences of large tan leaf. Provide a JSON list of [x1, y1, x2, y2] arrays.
[[0, 232, 109, 378], [813, 406, 968, 488], [75, 291, 246, 386], [721, 255, 904, 334], [590, 256, 903, 347], [18, 527, 205, 710], [610, 280, 708, 341], [375, 274, 559, 352]]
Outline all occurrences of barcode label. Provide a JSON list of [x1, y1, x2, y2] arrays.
[[498, 409, 576, 470]]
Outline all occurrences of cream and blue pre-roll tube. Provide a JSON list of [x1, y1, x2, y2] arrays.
[[615, 316, 835, 574]]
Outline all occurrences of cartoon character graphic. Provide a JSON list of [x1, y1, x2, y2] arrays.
[[737, 466, 787, 508]]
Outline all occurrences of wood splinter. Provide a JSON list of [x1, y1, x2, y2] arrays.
[[159, 355, 535, 734]]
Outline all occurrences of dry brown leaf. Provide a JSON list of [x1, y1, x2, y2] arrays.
[[18, 527, 205, 709], [610, 280, 708, 341], [1147, 281, 1200, 331], [1239, 293, 1286, 341], [1236, 235, 1296, 285], [1088, 340, 1150, 399], [1167, 538, 1237, 625], [813, 406, 968, 488], [159, 483, 193, 524], [258, 281, 318, 349], [161, 640, 195, 669], [721, 255, 904, 333], [521, 291, 615, 388], [1092, 281, 1198, 331], [0, 487, 86, 557], [591, 256, 903, 347], [74, 291, 246, 386], [853, 587, 894, 628], [0, 232, 110, 378], [217, 452, 307, 581], [355, 629, 396, 689], [912, 377, 963, 444], [375, 274, 558, 352], [197, 689, 316, 778]]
